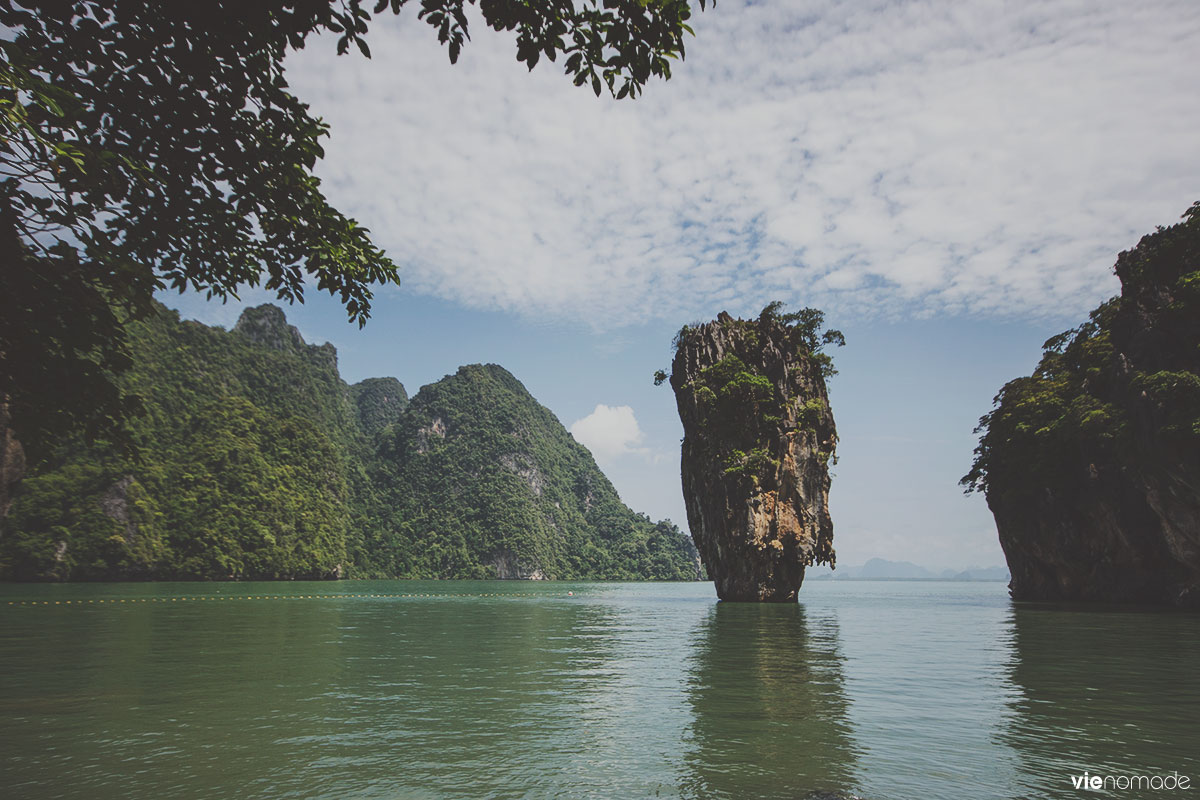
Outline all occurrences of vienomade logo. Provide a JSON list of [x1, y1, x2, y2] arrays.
[[1070, 771, 1191, 791]]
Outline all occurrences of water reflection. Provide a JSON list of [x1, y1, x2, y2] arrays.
[[280, 582, 707, 798], [0, 581, 712, 799], [318, 591, 627, 797], [1002, 605, 1200, 798], [681, 602, 855, 799], [27, 582, 1197, 800]]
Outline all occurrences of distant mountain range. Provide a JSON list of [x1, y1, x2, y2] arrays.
[[806, 558, 1010, 582]]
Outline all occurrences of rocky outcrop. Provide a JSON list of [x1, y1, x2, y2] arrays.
[[98, 475, 138, 541], [989, 465, 1200, 606], [233, 304, 307, 352], [489, 549, 547, 580], [669, 308, 839, 601], [499, 453, 546, 496], [234, 303, 340, 372], [95, 474, 166, 580], [968, 204, 1200, 607], [351, 377, 409, 438]]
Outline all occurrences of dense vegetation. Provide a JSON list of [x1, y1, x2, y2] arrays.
[[1, 1, 709, 465], [657, 303, 844, 485], [0, 304, 698, 582], [963, 203, 1200, 495], [363, 364, 698, 580]]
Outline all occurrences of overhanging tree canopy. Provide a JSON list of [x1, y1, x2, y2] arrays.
[[0, 0, 708, 461]]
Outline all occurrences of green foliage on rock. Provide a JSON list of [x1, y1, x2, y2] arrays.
[[691, 355, 777, 453], [722, 447, 778, 478], [659, 303, 844, 486], [964, 202, 1200, 496], [0, 304, 698, 582], [351, 378, 409, 439], [151, 397, 349, 580], [0, 466, 164, 581]]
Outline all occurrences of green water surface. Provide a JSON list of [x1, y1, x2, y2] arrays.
[[1, 581, 1196, 799]]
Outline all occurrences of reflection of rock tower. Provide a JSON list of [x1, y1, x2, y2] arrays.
[[682, 603, 854, 797], [670, 310, 838, 601]]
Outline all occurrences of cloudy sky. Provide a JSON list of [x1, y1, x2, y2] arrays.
[[169, 0, 1199, 570]]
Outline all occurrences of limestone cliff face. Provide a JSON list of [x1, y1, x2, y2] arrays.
[[989, 462, 1200, 606], [670, 310, 838, 601], [969, 204, 1200, 607]]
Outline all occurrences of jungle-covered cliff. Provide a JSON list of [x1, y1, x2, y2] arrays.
[[664, 304, 843, 601], [964, 203, 1200, 607], [364, 364, 699, 580], [0, 304, 699, 582]]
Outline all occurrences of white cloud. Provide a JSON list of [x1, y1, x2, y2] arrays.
[[284, 0, 1200, 328], [569, 405, 651, 464]]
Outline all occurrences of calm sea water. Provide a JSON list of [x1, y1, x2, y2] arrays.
[[1, 580, 1196, 799]]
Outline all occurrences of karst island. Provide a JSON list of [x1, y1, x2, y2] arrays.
[[657, 302, 845, 602]]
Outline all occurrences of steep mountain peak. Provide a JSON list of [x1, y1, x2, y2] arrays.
[[233, 304, 339, 373], [351, 377, 409, 439], [451, 363, 528, 392], [373, 359, 699, 581], [233, 304, 307, 353]]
